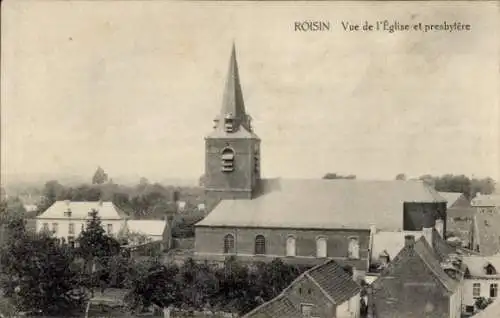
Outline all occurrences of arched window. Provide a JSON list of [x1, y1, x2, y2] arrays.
[[316, 237, 327, 258], [348, 237, 360, 259], [255, 235, 266, 255], [485, 263, 497, 275], [286, 236, 296, 257], [223, 234, 235, 254], [221, 148, 235, 172]]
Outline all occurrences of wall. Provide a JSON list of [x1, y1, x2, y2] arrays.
[[372, 251, 450, 318], [195, 226, 370, 268], [285, 275, 336, 318], [462, 278, 500, 308], [336, 295, 361, 318], [403, 202, 447, 232], [36, 218, 126, 242], [449, 285, 462, 318]]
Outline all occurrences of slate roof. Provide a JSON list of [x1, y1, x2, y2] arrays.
[[438, 192, 465, 208], [197, 179, 445, 231], [37, 201, 128, 220], [373, 236, 459, 295], [473, 213, 500, 256], [125, 220, 167, 237], [244, 260, 360, 317]]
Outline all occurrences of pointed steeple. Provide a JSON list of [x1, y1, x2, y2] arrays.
[[221, 43, 246, 119]]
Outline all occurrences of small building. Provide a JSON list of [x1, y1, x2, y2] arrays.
[[471, 193, 500, 214], [121, 219, 171, 249], [446, 207, 475, 249], [461, 256, 500, 314], [36, 201, 128, 246], [244, 259, 361, 318], [370, 231, 464, 318]]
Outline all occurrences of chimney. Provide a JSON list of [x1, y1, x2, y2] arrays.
[[64, 200, 70, 206], [435, 219, 444, 238], [352, 267, 366, 283], [404, 235, 415, 248]]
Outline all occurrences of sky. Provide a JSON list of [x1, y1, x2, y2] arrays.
[[1, 0, 499, 186]]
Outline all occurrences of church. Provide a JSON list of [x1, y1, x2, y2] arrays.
[[194, 45, 448, 269]]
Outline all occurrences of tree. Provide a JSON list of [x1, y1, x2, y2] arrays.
[[77, 209, 121, 294], [395, 173, 407, 181], [418, 174, 496, 198], [92, 166, 109, 185], [38, 180, 65, 212], [323, 173, 356, 180], [0, 218, 86, 316]]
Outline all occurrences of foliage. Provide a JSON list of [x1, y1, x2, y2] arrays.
[[475, 297, 494, 310], [92, 166, 109, 185], [419, 174, 496, 198], [0, 218, 87, 316], [77, 209, 121, 273], [395, 173, 407, 181], [323, 173, 356, 180]]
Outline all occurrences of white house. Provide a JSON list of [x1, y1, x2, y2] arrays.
[[121, 220, 170, 246], [462, 256, 500, 315], [36, 200, 128, 246]]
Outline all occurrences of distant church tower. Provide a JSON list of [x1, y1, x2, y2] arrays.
[[204, 44, 261, 203]]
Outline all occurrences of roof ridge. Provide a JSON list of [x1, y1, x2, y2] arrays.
[[414, 238, 456, 292]]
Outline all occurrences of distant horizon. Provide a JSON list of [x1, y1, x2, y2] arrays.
[[2, 2, 499, 187]]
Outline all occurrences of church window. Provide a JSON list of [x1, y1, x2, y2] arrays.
[[490, 283, 498, 298], [316, 237, 327, 258], [286, 235, 296, 257], [255, 235, 266, 255], [348, 237, 360, 259], [223, 234, 235, 254], [221, 148, 235, 172]]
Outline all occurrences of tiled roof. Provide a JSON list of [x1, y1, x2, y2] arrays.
[[197, 179, 445, 230], [244, 260, 360, 318], [462, 256, 500, 277], [306, 259, 361, 304], [37, 201, 127, 220], [244, 294, 301, 318], [438, 192, 465, 208], [125, 220, 167, 237], [474, 213, 500, 256]]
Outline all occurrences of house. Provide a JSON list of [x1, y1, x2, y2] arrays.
[[36, 200, 128, 246], [194, 44, 448, 269], [121, 219, 172, 249], [369, 232, 464, 318], [461, 256, 500, 314], [471, 193, 500, 214], [244, 259, 361, 318], [470, 213, 500, 255], [439, 192, 471, 209]]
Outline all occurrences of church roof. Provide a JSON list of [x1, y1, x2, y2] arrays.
[[196, 179, 445, 230], [438, 192, 465, 208]]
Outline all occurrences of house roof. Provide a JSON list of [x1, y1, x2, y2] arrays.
[[305, 259, 361, 304], [197, 179, 445, 230], [471, 194, 500, 207], [462, 256, 500, 277], [371, 230, 424, 262], [373, 236, 459, 294], [447, 207, 475, 219], [37, 201, 127, 220], [473, 213, 500, 256], [438, 192, 464, 208], [125, 220, 167, 236], [244, 260, 360, 318]]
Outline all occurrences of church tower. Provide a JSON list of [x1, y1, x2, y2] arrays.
[[204, 44, 261, 202]]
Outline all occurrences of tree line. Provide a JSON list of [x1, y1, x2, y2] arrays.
[[0, 212, 310, 316]]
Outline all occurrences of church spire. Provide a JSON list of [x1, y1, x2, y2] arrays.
[[221, 43, 246, 119]]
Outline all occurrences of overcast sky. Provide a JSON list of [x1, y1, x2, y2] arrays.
[[1, 1, 499, 185]]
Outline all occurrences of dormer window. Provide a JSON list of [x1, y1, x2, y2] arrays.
[[224, 113, 234, 132], [485, 263, 497, 275], [221, 148, 235, 172]]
